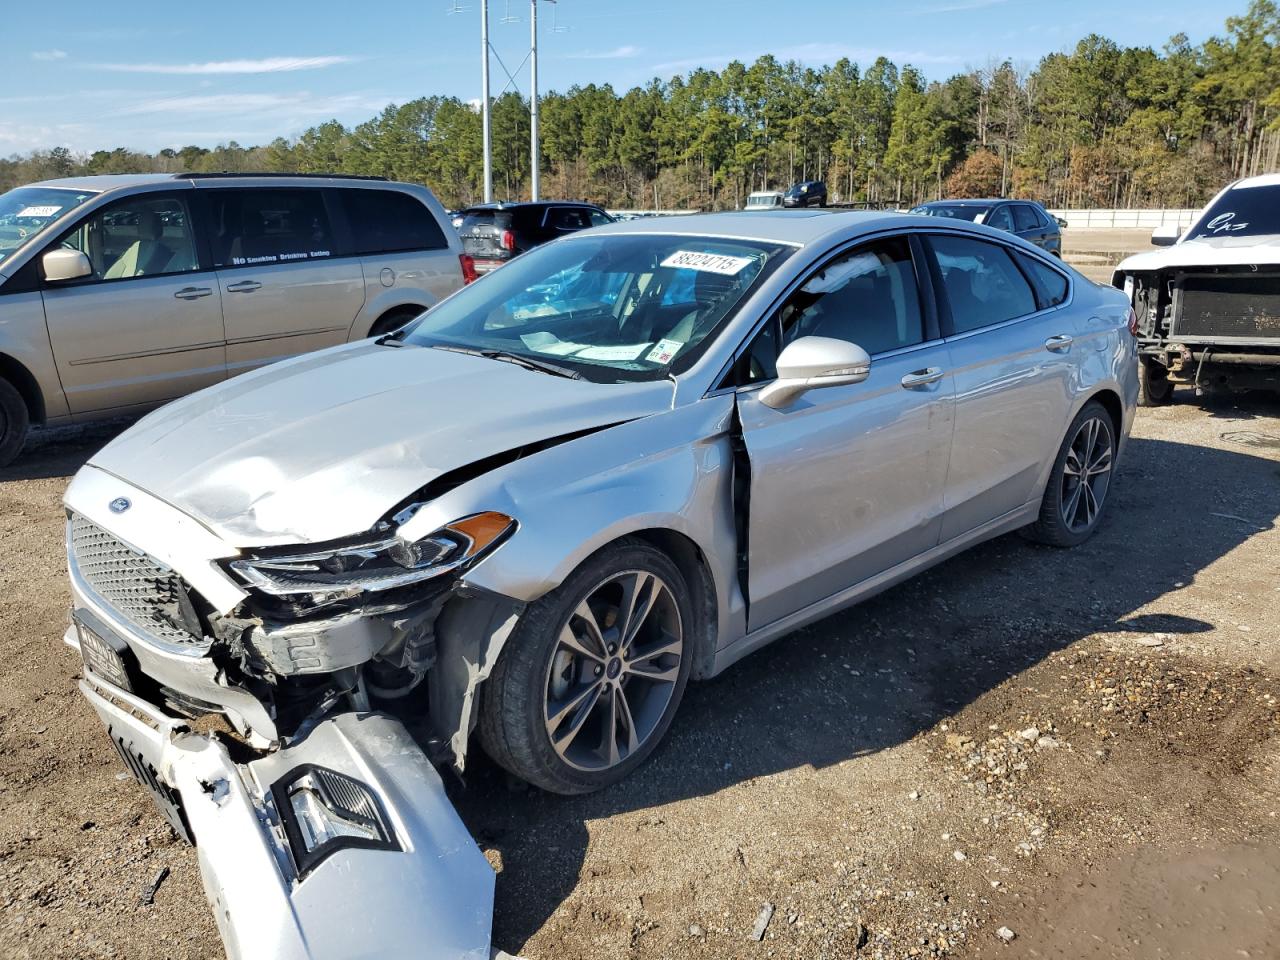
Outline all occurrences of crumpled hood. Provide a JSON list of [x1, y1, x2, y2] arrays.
[[89, 342, 673, 547], [1117, 234, 1280, 274]]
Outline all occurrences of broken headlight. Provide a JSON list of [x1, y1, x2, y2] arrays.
[[229, 512, 514, 597], [272, 765, 399, 878]]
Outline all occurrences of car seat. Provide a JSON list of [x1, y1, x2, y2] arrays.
[[103, 210, 173, 279]]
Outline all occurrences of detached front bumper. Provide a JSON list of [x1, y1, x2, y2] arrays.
[[76, 668, 495, 960]]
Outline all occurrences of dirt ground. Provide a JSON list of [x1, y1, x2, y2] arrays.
[[2, 235, 1278, 959]]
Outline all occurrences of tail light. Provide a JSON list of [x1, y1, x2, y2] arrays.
[[500, 229, 516, 252], [459, 254, 479, 285], [1126, 306, 1139, 337]]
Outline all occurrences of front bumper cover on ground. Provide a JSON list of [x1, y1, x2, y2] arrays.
[[76, 668, 496, 960]]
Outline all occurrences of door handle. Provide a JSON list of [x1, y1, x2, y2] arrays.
[[900, 367, 945, 389], [173, 286, 212, 300], [226, 280, 261, 293], [1045, 334, 1073, 352]]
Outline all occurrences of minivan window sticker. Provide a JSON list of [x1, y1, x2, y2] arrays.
[[1205, 212, 1247, 233], [646, 338, 684, 364], [17, 205, 61, 218], [660, 250, 755, 275]]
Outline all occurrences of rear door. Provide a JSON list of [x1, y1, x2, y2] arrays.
[[41, 190, 226, 414], [203, 187, 364, 376], [924, 233, 1076, 539], [734, 234, 955, 629]]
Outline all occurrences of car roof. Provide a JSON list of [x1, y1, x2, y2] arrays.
[[27, 172, 396, 194], [30, 174, 170, 193], [585, 209, 948, 247], [921, 198, 1004, 206], [462, 200, 600, 211]]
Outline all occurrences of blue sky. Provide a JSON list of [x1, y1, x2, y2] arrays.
[[4, 0, 1234, 155]]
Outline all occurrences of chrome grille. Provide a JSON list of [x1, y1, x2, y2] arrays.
[[70, 514, 207, 647]]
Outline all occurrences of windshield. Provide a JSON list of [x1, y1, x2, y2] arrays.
[[912, 203, 988, 222], [0, 186, 95, 265], [402, 233, 792, 381], [747, 195, 780, 207], [1188, 183, 1280, 240]]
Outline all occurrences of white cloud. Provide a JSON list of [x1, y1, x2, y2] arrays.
[[31, 49, 68, 61], [90, 55, 355, 75], [111, 91, 391, 119], [567, 45, 642, 60]]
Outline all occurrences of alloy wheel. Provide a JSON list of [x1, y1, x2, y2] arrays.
[[1059, 415, 1113, 532], [543, 570, 683, 772]]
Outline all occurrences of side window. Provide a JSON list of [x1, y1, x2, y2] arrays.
[[930, 235, 1039, 334], [208, 189, 334, 268], [548, 207, 592, 232], [588, 209, 613, 227], [341, 189, 447, 255], [1012, 204, 1040, 232], [984, 205, 1014, 231], [55, 194, 199, 282], [1016, 251, 1070, 307]]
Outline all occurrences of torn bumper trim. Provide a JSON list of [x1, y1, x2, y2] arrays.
[[77, 673, 495, 960]]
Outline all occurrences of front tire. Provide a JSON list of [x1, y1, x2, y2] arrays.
[[0, 378, 31, 468], [478, 539, 692, 794], [1024, 400, 1116, 548], [1138, 357, 1173, 406]]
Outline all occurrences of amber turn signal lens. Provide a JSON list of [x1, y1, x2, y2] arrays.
[[445, 512, 515, 557]]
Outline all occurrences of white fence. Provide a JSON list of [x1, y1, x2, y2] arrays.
[[1047, 208, 1200, 230]]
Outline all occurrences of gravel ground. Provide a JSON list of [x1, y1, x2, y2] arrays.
[[1, 235, 1277, 959]]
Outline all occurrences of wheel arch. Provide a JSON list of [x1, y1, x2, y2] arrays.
[[0, 352, 46, 425], [1088, 386, 1123, 443]]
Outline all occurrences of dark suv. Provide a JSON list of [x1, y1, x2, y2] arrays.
[[783, 181, 827, 208], [457, 201, 614, 273], [911, 199, 1063, 256]]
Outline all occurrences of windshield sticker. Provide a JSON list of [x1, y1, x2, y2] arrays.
[[16, 205, 61, 218], [1204, 212, 1248, 234], [520, 332, 652, 362], [646, 338, 684, 364], [575, 343, 652, 361], [660, 250, 756, 275]]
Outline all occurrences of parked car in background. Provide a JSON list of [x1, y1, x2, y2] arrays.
[[911, 199, 1062, 256], [64, 209, 1134, 958], [1115, 174, 1280, 404], [744, 190, 784, 210], [456, 201, 614, 274], [0, 173, 466, 466], [783, 180, 827, 207]]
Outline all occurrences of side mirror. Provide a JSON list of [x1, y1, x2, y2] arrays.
[[1150, 224, 1180, 247], [42, 249, 92, 282], [759, 336, 871, 409]]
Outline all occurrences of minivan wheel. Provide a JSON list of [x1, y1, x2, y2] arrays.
[[368, 307, 423, 338], [1138, 357, 1173, 406], [0, 378, 31, 468], [1024, 400, 1115, 548], [478, 539, 692, 794]]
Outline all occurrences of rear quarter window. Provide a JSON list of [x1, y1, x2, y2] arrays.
[[342, 189, 448, 255], [1016, 251, 1070, 307]]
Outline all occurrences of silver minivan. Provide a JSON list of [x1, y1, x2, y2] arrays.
[[0, 173, 467, 465]]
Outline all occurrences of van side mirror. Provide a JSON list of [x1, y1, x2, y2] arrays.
[[758, 336, 871, 409], [1150, 224, 1180, 247], [42, 249, 92, 282]]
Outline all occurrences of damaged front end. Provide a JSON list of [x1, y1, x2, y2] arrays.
[[64, 466, 526, 960], [1123, 266, 1280, 394]]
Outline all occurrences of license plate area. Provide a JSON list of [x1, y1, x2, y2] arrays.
[[76, 615, 134, 692]]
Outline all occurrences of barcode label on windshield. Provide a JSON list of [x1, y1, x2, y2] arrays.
[[660, 250, 755, 275]]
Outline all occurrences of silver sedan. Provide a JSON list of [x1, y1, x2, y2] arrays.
[[64, 210, 1137, 959]]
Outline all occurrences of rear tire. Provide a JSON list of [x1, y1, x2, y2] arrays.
[[368, 307, 425, 338], [1024, 400, 1116, 548], [0, 378, 30, 468], [478, 539, 693, 795], [1138, 357, 1173, 406]]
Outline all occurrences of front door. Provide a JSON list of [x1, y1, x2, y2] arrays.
[[41, 191, 226, 414], [203, 188, 365, 377], [734, 235, 955, 630]]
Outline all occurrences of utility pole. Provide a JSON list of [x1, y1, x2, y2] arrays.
[[481, 0, 493, 203], [530, 0, 540, 201]]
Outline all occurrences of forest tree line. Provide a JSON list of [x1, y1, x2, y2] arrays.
[[3, 1, 1279, 211]]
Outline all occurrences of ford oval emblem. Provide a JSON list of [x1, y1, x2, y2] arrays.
[[109, 497, 131, 514]]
